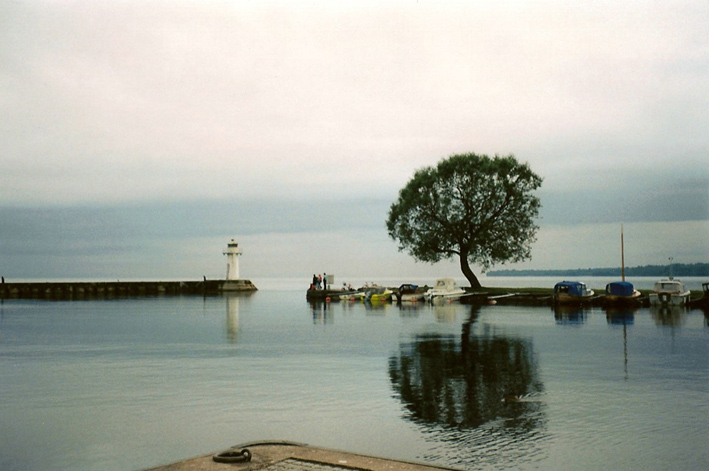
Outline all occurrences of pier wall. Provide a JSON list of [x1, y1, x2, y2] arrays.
[[0, 279, 257, 300]]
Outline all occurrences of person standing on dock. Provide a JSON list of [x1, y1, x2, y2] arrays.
[[317, 274, 322, 289], [323, 273, 328, 290]]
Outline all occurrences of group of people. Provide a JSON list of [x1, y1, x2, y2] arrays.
[[309, 274, 360, 292], [310, 273, 328, 290]]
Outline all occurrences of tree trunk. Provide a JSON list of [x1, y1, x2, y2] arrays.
[[459, 252, 482, 289]]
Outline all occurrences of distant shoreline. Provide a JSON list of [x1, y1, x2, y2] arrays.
[[487, 262, 708, 277]]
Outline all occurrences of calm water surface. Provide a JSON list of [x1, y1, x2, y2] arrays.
[[0, 290, 707, 471]]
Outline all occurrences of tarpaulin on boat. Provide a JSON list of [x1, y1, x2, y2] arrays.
[[606, 281, 635, 296], [554, 281, 589, 297]]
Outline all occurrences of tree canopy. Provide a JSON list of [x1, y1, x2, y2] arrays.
[[386, 153, 542, 288]]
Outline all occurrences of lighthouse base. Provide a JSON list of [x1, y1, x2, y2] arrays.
[[221, 279, 258, 291]]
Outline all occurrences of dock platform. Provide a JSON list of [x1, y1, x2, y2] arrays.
[[143, 441, 458, 471], [0, 279, 257, 300]]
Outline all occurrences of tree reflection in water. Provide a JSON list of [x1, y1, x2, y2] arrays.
[[389, 307, 546, 468]]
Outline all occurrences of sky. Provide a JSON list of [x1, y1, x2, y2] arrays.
[[1, 0, 707, 284]]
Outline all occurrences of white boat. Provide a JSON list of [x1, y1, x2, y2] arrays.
[[648, 278, 691, 306], [338, 291, 365, 301], [424, 278, 466, 303]]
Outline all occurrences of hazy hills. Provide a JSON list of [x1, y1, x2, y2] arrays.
[[487, 263, 708, 277]]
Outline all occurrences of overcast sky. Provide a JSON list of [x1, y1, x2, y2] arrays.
[[1, 0, 707, 283]]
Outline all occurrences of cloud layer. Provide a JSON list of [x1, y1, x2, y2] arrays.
[[1, 1, 707, 279]]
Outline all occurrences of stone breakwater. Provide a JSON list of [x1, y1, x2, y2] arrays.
[[0, 279, 257, 300]]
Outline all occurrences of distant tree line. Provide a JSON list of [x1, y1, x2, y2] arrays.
[[487, 263, 709, 277]]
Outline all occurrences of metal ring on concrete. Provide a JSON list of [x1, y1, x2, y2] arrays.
[[212, 448, 252, 463]]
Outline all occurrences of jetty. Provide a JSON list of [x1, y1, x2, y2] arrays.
[[143, 440, 460, 471], [1, 239, 258, 300], [0, 279, 256, 300]]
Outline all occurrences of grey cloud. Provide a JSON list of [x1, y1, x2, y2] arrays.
[[539, 176, 708, 225]]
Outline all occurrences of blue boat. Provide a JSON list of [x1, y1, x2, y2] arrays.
[[604, 281, 641, 304], [604, 225, 642, 305], [553, 281, 595, 304]]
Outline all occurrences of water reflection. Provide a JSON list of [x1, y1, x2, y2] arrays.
[[553, 305, 588, 324], [605, 307, 636, 325], [432, 303, 458, 323], [650, 306, 686, 327], [363, 299, 391, 314], [605, 307, 636, 380], [396, 302, 425, 317], [225, 292, 254, 342], [389, 307, 546, 467], [310, 301, 334, 324]]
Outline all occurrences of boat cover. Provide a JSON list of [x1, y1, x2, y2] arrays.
[[606, 281, 635, 296], [554, 281, 589, 297]]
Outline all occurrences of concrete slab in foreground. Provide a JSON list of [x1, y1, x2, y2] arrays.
[[142, 441, 459, 471]]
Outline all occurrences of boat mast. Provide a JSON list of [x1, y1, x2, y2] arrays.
[[620, 224, 625, 282]]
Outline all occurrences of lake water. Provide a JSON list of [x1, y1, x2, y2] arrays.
[[1, 286, 707, 471]]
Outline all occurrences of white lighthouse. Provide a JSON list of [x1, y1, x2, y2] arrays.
[[223, 239, 242, 280]]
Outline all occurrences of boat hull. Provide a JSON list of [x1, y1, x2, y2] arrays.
[[553, 293, 595, 304], [604, 290, 642, 305], [400, 293, 425, 302], [649, 292, 690, 306], [369, 290, 393, 303], [426, 291, 466, 303]]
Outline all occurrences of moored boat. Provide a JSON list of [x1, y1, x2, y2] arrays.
[[648, 278, 690, 306], [424, 278, 466, 303], [364, 286, 393, 303], [338, 290, 365, 301], [553, 281, 595, 304], [395, 283, 425, 303], [604, 225, 641, 305], [689, 282, 709, 309], [604, 281, 642, 305]]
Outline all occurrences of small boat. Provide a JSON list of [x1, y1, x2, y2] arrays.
[[338, 291, 365, 301], [604, 281, 641, 304], [689, 282, 709, 309], [395, 284, 425, 303], [424, 278, 466, 303], [364, 286, 393, 303], [553, 281, 595, 304], [649, 278, 691, 306]]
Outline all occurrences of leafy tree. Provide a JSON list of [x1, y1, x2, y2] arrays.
[[386, 153, 542, 288]]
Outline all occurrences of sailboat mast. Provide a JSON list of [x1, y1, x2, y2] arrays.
[[621, 224, 625, 281]]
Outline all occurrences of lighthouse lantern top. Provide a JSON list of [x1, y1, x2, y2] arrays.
[[223, 239, 242, 256]]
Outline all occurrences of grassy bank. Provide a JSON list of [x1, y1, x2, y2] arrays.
[[470, 286, 705, 298]]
